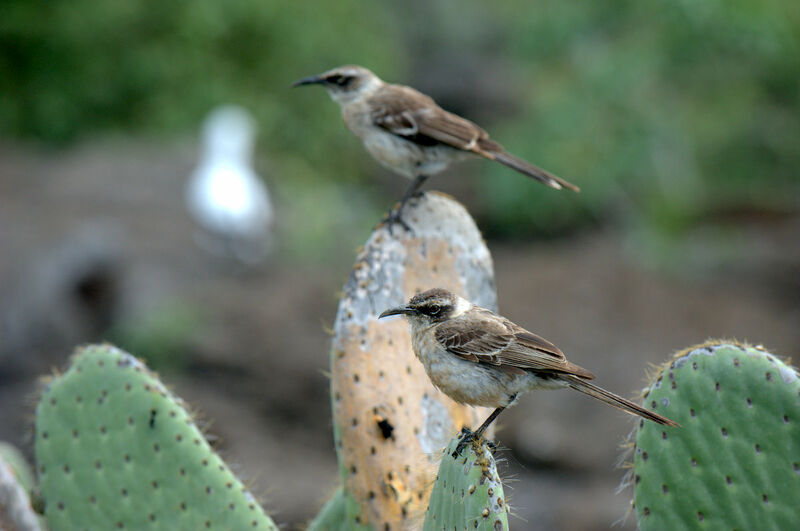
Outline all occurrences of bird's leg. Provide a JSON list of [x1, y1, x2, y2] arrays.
[[407, 174, 429, 199], [384, 175, 428, 234], [453, 406, 506, 456], [474, 406, 506, 439]]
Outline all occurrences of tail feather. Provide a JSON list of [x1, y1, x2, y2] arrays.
[[562, 375, 680, 427], [488, 150, 580, 192]]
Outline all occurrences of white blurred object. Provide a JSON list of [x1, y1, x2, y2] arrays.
[[186, 105, 274, 265]]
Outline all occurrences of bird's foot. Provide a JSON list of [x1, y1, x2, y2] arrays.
[[453, 427, 478, 457], [452, 427, 497, 457], [382, 206, 412, 235]]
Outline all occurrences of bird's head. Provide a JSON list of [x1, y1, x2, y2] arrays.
[[379, 288, 469, 325], [292, 65, 382, 104]]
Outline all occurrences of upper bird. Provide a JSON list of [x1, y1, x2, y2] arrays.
[[379, 288, 677, 450], [293, 65, 579, 230]]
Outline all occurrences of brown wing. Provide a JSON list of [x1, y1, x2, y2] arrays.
[[369, 84, 580, 191], [434, 317, 513, 364], [434, 311, 594, 379], [368, 85, 502, 152]]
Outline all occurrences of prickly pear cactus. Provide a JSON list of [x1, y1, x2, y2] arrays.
[[35, 344, 278, 530], [307, 487, 369, 531], [0, 441, 36, 494], [423, 433, 509, 531], [632, 341, 800, 530], [330, 192, 497, 528], [0, 442, 44, 531]]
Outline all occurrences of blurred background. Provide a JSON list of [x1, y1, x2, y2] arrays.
[[1, 0, 798, 528]]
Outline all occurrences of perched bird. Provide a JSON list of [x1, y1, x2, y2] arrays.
[[186, 105, 274, 265], [379, 288, 677, 449], [293, 65, 578, 230]]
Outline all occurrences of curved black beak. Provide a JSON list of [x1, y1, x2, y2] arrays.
[[291, 74, 326, 87], [378, 306, 415, 319]]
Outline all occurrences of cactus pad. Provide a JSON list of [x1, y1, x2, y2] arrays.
[[423, 432, 509, 531], [35, 344, 278, 530], [307, 487, 370, 531], [0, 442, 43, 531], [0, 441, 36, 494], [330, 192, 497, 528], [632, 341, 800, 529]]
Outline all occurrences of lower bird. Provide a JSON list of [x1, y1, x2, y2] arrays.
[[293, 65, 579, 230], [379, 288, 678, 451]]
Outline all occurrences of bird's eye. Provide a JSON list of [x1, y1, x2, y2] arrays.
[[333, 75, 352, 87], [428, 305, 441, 315]]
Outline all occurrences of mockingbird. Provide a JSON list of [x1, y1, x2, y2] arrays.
[[379, 288, 677, 450], [293, 65, 579, 229]]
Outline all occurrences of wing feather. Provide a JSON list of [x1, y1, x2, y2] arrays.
[[434, 312, 594, 379], [368, 84, 580, 192], [368, 85, 502, 152]]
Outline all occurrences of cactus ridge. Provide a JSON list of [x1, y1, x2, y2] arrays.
[[632, 341, 800, 530], [35, 344, 278, 530], [423, 433, 509, 531]]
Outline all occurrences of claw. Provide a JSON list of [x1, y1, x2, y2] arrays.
[[382, 175, 427, 235], [452, 427, 476, 457], [382, 206, 412, 235], [451, 427, 498, 457]]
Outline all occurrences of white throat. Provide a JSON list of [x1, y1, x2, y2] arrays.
[[450, 297, 472, 318]]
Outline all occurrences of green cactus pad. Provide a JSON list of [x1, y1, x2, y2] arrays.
[[0, 441, 36, 493], [423, 433, 509, 531], [307, 486, 371, 531], [633, 341, 800, 530], [307, 487, 347, 531], [0, 442, 44, 531], [35, 344, 278, 530]]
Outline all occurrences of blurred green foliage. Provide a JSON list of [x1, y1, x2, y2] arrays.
[[480, 0, 800, 236], [1, 0, 797, 239], [0, 0, 403, 185]]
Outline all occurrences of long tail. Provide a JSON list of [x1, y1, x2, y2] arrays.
[[488, 150, 580, 192], [561, 374, 680, 427]]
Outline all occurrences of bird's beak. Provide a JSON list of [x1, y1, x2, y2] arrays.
[[378, 306, 415, 319], [291, 74, 326, 87]]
